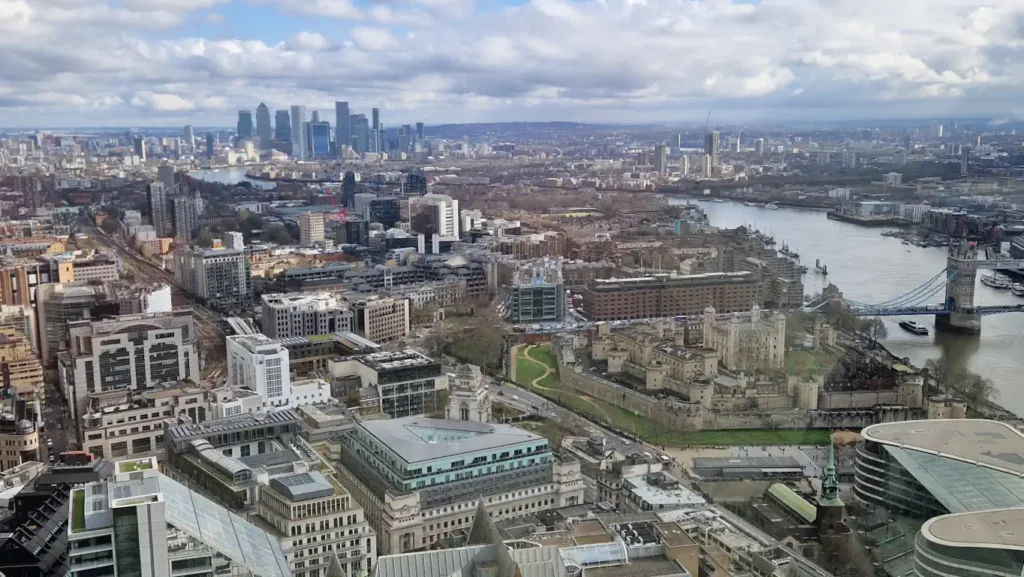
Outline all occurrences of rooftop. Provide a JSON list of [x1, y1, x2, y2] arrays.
[[228, 333, 285, 354], [358, 417, 545, 464], [357, 349, 436, 372], [923, 508, 1024, 550], [269, 471, 335, 502], [262, 292, 344, 310], [863, 419, 1024, 476]]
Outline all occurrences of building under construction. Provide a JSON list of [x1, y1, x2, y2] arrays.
[[509, 258, 565, 324]]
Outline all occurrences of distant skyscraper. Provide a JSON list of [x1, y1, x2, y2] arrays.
[[275, 110, 291, 143], [335, 101, 351, 152], [371, 108, 380, 131], [290, 105, 308, 159], [653, 144, 667, 175], [704, 131, 719, 166], [311, 110, 320, 124], [936, 124, 944, 138], [416, 122, 425, 142], [183, 125, 194, 148], [350, 114, 369, 156], [702, 154, 712, 177], [755, 138, 765, 155], [172, 195, 198, 241], [205, 133, 215, 158], [680, 155, 690, 175], [133, 137, 146, 160], [961, 146, 971, 176], [148, 182, 171, 237], [310, 121, 331, 159], [157, 164, 175, 191], [299, 212, 325, 247], [237, 110, 253, 138], [256, 103, 272, 149], [976, 135, 982, 148], [676, 133, 683, 149], [903, 134, 912, 153]]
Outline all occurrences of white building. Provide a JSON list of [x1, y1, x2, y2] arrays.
[[298, 212, 325, 247], [227, 334, 291, 409], [69, 456, 291, 577], [224, 231, 244, 250], [408, 193, 459, 238], [260, 292, 353, 339], [884, 172, 903, 186]]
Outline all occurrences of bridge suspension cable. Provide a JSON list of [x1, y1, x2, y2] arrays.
[[842, 268, 950, 310]]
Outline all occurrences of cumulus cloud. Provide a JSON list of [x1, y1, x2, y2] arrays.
[[3, 0, 1024, 125]]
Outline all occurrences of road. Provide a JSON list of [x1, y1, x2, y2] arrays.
[[89, 228, 228, 377]]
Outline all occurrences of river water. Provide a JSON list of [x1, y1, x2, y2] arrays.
[[189, 167, 275, 190], [670, 198, 1024, 416]]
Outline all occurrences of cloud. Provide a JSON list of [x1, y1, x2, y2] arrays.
[[4, 0, 1024, 126]]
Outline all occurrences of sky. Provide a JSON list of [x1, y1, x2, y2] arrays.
[[2, 0, 1024, 128]]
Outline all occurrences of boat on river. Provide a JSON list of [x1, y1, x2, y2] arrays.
[[765, 202, 780, 210], [899, 321, 929, 336], [1013, 283, 1024, 297], [981, 272, 1011, 289]]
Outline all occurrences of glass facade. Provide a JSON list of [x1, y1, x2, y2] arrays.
[[916, 532, 1024, 577], [311, 122, 331, 158]]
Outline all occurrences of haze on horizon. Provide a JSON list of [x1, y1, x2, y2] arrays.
[[2, 0, 1022, 128]]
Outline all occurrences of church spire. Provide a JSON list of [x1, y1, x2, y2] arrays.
[[819, 439, 843, 507]]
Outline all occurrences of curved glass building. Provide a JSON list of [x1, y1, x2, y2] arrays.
[[916, 509, 1024, 577], [854, 419, 1024, 517]]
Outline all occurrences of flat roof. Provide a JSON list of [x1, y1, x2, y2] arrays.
[[923, 508, 1024, 550], [358, 417, 545, 464], [270, 471, 334, 502], [863, 419, 1024, 476]]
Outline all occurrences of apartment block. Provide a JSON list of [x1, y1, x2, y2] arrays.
[[174, 246, 252, 312], [350, 297, 409, 343], [581, 272, 761, 321]]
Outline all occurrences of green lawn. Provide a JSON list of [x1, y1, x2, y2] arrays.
[[514, 351, 549, 386], [72, 489, 85, 533], [529, 344, 557, 369], [784, 349, 830, 377]]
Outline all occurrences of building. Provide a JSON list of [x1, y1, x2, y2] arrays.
[[702, 304, 785, 371], [68, 456, 291, 577], [653, 144, 667, 174], [36, 282, 123, 366], [622, 470, 705, 512], [237, 109, 254, 138], [756, 138, 765, 155], [0, 257, 73, 306], [915, 509, 1024, 577], [256, 102, 272, 149], [841, 151, 857, 168], [509, 258, 565, 324], [174, 245, 252, 311], [335, 417, 584, 554], [309, 120, 331, 158], [0, 326, 44, 406], [148, 181, 172, 237], [290, 105, 308, 160], [226, 334, 291, 409], [445, 364, 491, 423], [77, 385, 207, 459], [172, 194, 198, 241], [961, 146, 971, 176], [369, 198, 402, 228], [298, 212, 325, 247], [0, 399, 39, 471], [184, 124, 194, 148], [884, 172, 902, 186], [260, 292, 353, 339], [704, 131, 719, 166], [57, 310, 200, 422], [408, 194, 459, 239], [581, 272, 761, 321], [350, 297, 410, 343], [157, 164, 175, 190], [335, 101, 350, 151], [275, 110, 291, 143], [327, 350, 445, 418], [133, 137, 146, 160]]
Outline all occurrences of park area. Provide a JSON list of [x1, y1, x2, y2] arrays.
[[511, 344, 830, 447]]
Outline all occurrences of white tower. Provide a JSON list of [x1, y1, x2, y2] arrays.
[[446, 364, 491, 423]]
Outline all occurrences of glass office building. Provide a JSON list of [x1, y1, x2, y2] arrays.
[[916, 509, 1024, 577], [310, 121, 331, 159]]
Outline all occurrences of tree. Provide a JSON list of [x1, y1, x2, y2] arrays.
[[194, 227, 214, 247], [100, 218, 120, 235], [263, 224, 294, 245], [858, 317, 888, 344], [139, 243, 155, 259]]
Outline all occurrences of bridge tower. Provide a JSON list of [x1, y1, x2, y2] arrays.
[[937, 238, 981, 334]]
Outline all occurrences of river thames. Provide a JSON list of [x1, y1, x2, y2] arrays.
[[670, 198, 1024, 416], [189, 167, 275, 190]]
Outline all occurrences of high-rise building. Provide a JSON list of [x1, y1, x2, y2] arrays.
[[172, 195, 197, 241], [133, 137, 146, 160], [702, 154, 712, 177], [903, 133, 912, 153], [335, 101, 350, 151], [255, 102, 272, 149], [205, 133, 215, 158], [174, 244, 252, 311], [842, 151, 857, 168], [416, 121, 424, 142], [260, 293, 353, 339], [755, 138, 765, 155], [290, 105, 308, 159], [237, 110, 253, 139], [680, 155, 690, 175], [976, 134, 982, 148], [350, 114, 369, 156], [408, 193, 459, 238], [157, 164, 174, 191], [961, 146, 971, 176], [298, 212, 325, 247], [653, 144, 667, 175], [310, 110, 320, 124], [369, 197, 401, 228], [148, 181, 172, 237], [68, 457, 292, 577], [936, 124, 944, 138], [226, 334, 292, 408], [309, 121, 331, 158], [274, 109, 291, 143], [704, 131, 719, 166], [183, 125, 194, 148], [342, 171, 357, 209]]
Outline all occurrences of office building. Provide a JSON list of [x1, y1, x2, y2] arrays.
[[133, 137, 146, 160], [275, 109, 291, 143], [174, 245, 252, 311], [653, 143, 667, 174], [57, 309, 199, 420], [334, 101, 350, 151], [290, 105, 308, 160], [226, 334, 328, 410], [842, 151, 857, 168], [704, 130, 719, 166], [961, 146, 971, 176], [205, 132, 215, 157], [349, 297, 409, 343], [350, 114, 369, 156], [0, 258, 72, 307], [68, 456, 291, 577], [509, 258, 565, 324], [369, 197, 401, 228], [260, 293, 353, 339], [256, 102, 272, 149], [157, 164, 175, 191], [408, 193, 459, 238], [335, 417, 584, 554], [237, 109, 253, 139], [309, 120, 331, 158], [916, 509, 1024, 577], [328, 349, 445, 418], [298, 212, 325, 247], [36, 283, 122, 366], [416, 121, 424, 142], [183, 125, 194, 148], [172, 194, 197, 241], [148, 181, 172, 237], [581, 271, 761, 321], [756, 137, 765, 155]]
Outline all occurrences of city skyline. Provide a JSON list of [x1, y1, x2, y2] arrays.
[[2, 0, 1022, 127]]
